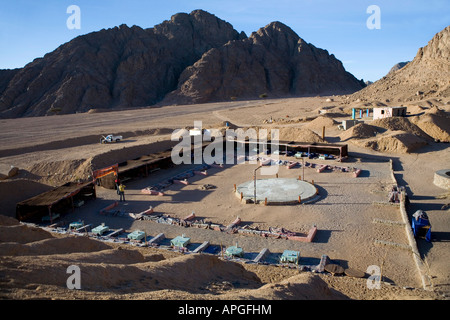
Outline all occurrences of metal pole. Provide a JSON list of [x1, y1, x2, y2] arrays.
[[302, 158, 305, 181], [254, 165, 262, 205]]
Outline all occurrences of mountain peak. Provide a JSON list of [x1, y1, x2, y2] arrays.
[[416, 25, 450, 63], [349, 25, 450, 102], [265, 21, 296, 33], [0, 10, 364, 118], [252, 21, 299, 40]]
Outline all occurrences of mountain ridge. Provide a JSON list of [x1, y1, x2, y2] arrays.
[[163, 21, 365, 105], [349, 25, 450, 103], [0, 10, 365, 118]]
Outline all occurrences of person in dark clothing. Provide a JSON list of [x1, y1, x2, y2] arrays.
[[115, 176, 121, 194]]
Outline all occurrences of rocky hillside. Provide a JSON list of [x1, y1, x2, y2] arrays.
[[0, 10, 364, 118], [0, 10, 244, 118], [386, 61, 410, 77], [350, 25, 450, 102], [163, 22, 365, 104]]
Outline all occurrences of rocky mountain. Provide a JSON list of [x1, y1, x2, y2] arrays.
[[350, 26, 450, 102], [386, 61, 410, 77], [163, 22, 365, 105], [0, 10, 364, 118], [0, 10, 244, 118]]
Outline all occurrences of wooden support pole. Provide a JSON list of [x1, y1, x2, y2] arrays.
[[265, 198, 267, 206], [298, 196, 301, 204], [234, 184, 236, 192], [48, 206, 52, 224]]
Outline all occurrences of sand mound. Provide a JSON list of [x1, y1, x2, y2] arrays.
[[0, 215, 20, 226], [315, 106, 348, 118], [0, 254, 152, 291], [224, 273, 349, 300], [410, 113, 450, 142], [344, 113, 448, 152], [370, 117, 430, 139], [359, 131, 428, 153], [275, 127, 324, 143], [0, 245, 260, 293], [0, 216, 261, 294], [24, 236, 111, 256], [339, 123, 379, 141], [144, 254, 261, 292], [23, 247, 147, 265], [0, 219, 110, 256], [0, 224, 53, 244], [304, 116, 337, 130], [408, 107, 450, 142], [27, 159, 93, 185]]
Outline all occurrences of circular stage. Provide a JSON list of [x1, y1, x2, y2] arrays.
[[434, 169, 450, 190], [236, 178, 318, 204]]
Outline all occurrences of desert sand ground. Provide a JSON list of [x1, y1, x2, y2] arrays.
[[0, 96, 449, 300]]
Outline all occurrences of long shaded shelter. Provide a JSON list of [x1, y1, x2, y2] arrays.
[[279, 140, 348, 159], [16, 181, 96, 222], [96, 142, 212, 189], [231, 139, 348, 160]]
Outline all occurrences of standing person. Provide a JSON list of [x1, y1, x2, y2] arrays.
[[118, 183, 126, 202], [114, 174, 121, 194]]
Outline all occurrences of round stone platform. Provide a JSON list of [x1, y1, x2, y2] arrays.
[[235, 178, 318, 204], [434, 169, 450, 190]]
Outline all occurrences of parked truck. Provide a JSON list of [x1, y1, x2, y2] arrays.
[[100, 134, 122, 143]]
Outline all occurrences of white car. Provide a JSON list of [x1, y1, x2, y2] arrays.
[[100, 134, 122, 143]]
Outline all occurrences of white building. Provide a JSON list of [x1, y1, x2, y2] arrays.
[[373, 106, 407, 120]]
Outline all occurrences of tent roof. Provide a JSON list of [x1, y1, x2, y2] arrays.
[[119, 150, 172, 172], [17, 181, 94, 207]]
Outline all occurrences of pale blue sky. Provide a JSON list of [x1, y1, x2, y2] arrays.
[[0, 0, 449, 81]]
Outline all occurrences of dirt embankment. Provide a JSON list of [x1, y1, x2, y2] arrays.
[[409, 107, 450, 142], [1, 215, 443, 300], [0, 128, 176, 159], [0, 215, 342, 299], [339, 106, 450, 153], [0, 179, 53, 218]]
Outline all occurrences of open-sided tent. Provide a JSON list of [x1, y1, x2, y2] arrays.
[[16, 181, 96, 222]]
